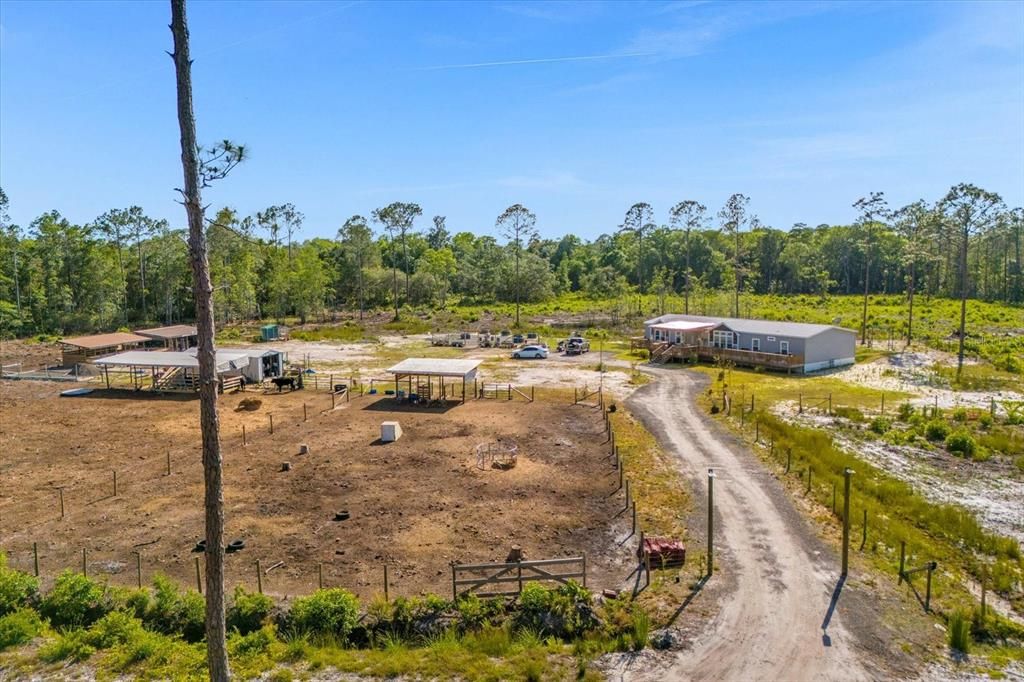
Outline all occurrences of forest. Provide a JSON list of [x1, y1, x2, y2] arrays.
[[0, 183, 1020, 339]]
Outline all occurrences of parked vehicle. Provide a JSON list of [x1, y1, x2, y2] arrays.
[[431, 333, 465, 348], [564, 337, 590, 355], [512, 345, 548, 359], [512, 334, 525, 345]]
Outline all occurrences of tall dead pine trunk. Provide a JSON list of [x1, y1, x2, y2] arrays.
[[168, 2, 230, 679]]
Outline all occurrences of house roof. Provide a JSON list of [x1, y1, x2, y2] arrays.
[[387, 358, 482, 378], [60, 332, 150, 350], [135, 325, 198, 340], [95, 350, 251, 372], [645, 314, 854, 339]]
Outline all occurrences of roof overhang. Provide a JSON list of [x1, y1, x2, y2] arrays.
[[649, 320, 719, 333], [95, 350, 251, 373], [386, 358, 482, 379]]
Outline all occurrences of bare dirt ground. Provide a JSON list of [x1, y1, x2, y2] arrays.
[[837, 350, 1023, 409], [613, 368, 912, 682], [0, 381, 633, 601]]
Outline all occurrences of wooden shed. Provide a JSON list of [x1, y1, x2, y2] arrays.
[[135, 324, 198, 351], [59, 332, 150, 367]]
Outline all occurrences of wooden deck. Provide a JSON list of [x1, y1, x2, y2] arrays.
[[632, 337, 804, 372]]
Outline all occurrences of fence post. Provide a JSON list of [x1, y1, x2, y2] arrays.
[[318, 562, 324, 590], [925, 563, 934, 612], [517, 563, 523, 594], [828, 393, 832, 415], [33, 542, 39, 577], [113, 470, 118, 497], [861, 509, 868, 551], [451, 563, 457, 601], [880, 394, 885, 415], [195, 556, 202, 593], [59, 488, 65, 519], [707, 468, 715, 577], [166, 449, 172, 475], [256, 560, 263, 594], [269, 414, 274, 435], [384, 564, 390, 602], [242, 425, 247, 446], [799, 393, 803, 413], [755, 420, 759, 442], [841, 468, 853, 576], [750, 394, 755, 411], [582, 552, 587, 588], [304, 403, 308, 422], [136, 552, 142, 588], [898, 541, 906, 584], [786, 449, 791, 474], [82, 548, 87, 576]]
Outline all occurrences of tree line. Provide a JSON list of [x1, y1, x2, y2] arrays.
[[0, 184, 1020, 339]]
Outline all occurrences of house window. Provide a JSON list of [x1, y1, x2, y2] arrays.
[[751, 338, 760, 352], [713, 330, 735, 349], [780, 340, 790, 355]]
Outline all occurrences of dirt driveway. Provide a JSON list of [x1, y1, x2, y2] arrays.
[[623, 368, 872, 681]]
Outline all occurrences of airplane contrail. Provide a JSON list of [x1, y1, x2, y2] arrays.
[[416, 52, 653, 71]]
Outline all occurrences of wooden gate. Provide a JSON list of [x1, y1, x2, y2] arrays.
[[451, 556, 586, 598]]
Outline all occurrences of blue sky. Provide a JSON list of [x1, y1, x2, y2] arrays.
[[1, 0, 1022, 240]]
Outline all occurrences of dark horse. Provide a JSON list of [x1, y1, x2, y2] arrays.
[[272, 376, 297, 392]]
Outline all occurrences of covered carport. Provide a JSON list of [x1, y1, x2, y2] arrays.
[[386, 358, 482, 405]]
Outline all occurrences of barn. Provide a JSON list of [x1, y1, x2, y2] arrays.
[[135, 324, 198, 351], [59, 332, 150, 366], [638, 314, 856, 373]]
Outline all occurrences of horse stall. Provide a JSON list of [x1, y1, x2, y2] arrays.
[[217, 348, 287, 383]]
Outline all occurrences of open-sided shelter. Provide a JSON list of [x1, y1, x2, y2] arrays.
[[135, 325, 198, 351], [94, 349, 252, 392], [386, 358, 482, 404], [60, 332, 150, 366]]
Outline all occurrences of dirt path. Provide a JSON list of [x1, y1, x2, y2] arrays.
[[623, 368, 871, 682]]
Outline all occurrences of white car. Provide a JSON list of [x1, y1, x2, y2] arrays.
[[512, 345, 548, 359]]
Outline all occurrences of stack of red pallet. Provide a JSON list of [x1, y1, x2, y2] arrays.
[[641, 536, 686, 568]]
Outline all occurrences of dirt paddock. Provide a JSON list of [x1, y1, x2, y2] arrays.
[[0, 380, 631, 601]]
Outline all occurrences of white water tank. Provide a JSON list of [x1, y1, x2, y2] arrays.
[[381, 421, 402, 443]]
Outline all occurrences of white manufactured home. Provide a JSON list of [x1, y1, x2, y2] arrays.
[[638, 314, 856, 373]]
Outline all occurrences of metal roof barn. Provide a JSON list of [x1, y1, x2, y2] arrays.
[[135, 325, 198, 351], [94, 350, 252, 392], [58, 332, 150, 366], [386, 358, 482, 404]]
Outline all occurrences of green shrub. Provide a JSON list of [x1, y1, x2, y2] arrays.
[[925, 420, 950, 441], [0, 608, 43, 650], [288, 588, 359, 641], [952, 407, 968, 422], [228, 624, 277, 657], [515, 581, 595, 639], [897, 402, 916, 420], [0, 554, 39, 616], [40, 571, 110, 629], [227, 586, 273, 635], [86, 611, 145, 649], [948, 610, 971, 654], [979, 413, 994, 429], [145, 574, 205, 643], [945, 430, 977, 458], [39, 630, 96, 662], [869, 416, 891, 435]]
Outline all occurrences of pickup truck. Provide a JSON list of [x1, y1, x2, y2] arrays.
[[563, 337, 590, 355]]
